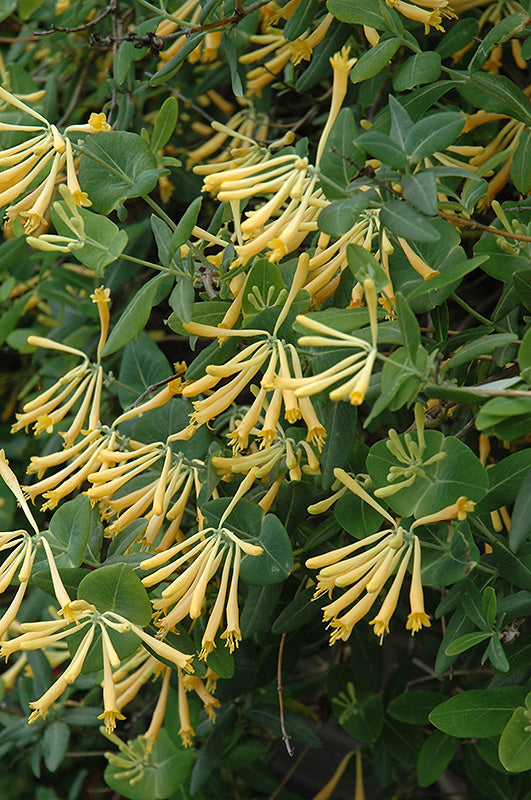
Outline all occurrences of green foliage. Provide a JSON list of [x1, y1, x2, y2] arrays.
[[0, 0, 530, 798]]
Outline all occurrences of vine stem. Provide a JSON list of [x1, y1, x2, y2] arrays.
[[277, 633, 295, 758]]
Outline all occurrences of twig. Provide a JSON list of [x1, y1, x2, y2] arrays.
[[277, 633, 294, 757], [163, 0, 271, 40], [34, 0, 117, 35], [438, 210, 531, 243]]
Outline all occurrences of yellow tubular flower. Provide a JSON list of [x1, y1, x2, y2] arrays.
[[369, 544, 412, 640], [411, 496, 476, 528], [0, 88, 107, 229], [406, 535, 431, 634], [316, 46, 357, 166], [177, 673, 194, 747]]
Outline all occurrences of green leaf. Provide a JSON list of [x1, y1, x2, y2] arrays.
[[0, 0, 16, 22], [51, 203, 128, 276], [519, 326, 531, 384], [355, 131, 409, 169], [151, 96, 178, 154], [240, 514, 294, 586], [77, 563, 152, 626], [513, 270, 531, 312], [350, 37, 400, 84], [168, 196, 202, 261], [102, 274, 163, 357], [395, 291, 420, 361], [388, 691, 445, 724], [42, 722, 70, 773], [346, 242, 391, 291], [320, 108, 365, 200], [468, 12, 528, 72], [45, 495, 92, 568], [429, 687, 528, 738], [380, 200, 440, 241], [511, 129, 531, 194], [318, 191, 376, 237], [445, 333, 518, 371], [389, 94, 413, 149], [368, 431, 488, 517], [436, 18, 478, 58], [445, 631, 493, 656], [116, 332, 172, 410], [220, 34, 244, 97], [483, 586, 497, 629], [150, 32, 203, 85], [479, 449, 531, 511], [78, 132, 160, 214], [484, 635, 510, 673], [435, 608, 475, 674], [484, 537, 531, 591], [509, 467, 531, 553], [335, 489, 383, 539], [406, 255, 487, 302], [318, 396, 358, 489], [498, 705, 531, 773], [327, 0, 391, 30], [476, 396, 531, 441], [405, 112, 465, 162], [393, 51, 441, 91], [104, 731, 194, 800], [271, 588, 321, 633], [402, 171, 438, 216], [169, 276, 195, 324], [0, 294, 29, 347], [285, 0, 320, 39], [240, 584, 283, 637], [417, 731, 458, 788], [455, 71, 531, 126]]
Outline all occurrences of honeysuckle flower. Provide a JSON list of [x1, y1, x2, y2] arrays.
[[182, 673, 221, 722], [187, 104, 269, 166], [22, 427, 111, 510], [406, 534, 431, 634], [88, 441, 205, 548], [181, 254, 324, 444], [12, 286, 111, 445], [304, 210, 381, 305], [2, 604, 193, 726], [386, 0, 455, 32], [451, 0, 527, 69], [177, 670, 194, 747], [459, 111, 527, 208], [411, 496, 476, 528], [306, 468, 430, 642], [397, 237, 440, 281], [141, 484, 263, 655], [0, 88, 108, 231], [0, 450, 79, 635], [154, 0, 202, 66], [276, 279, 378, 407], [242, 13, 333, 97]]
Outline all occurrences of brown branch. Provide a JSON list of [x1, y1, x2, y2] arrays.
[[34, 0, 117, 35], [437, 210, 531, 242], [162, 0, 271, 40]]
